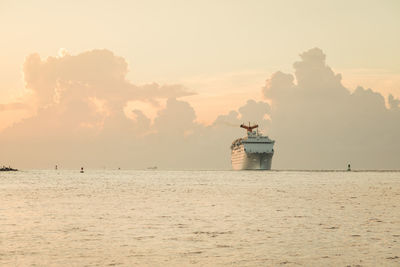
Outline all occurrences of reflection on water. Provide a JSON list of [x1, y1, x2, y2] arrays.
[[0, 170, 399, 266]]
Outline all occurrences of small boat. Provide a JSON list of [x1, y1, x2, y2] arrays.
[[147, 166, 157, 170]]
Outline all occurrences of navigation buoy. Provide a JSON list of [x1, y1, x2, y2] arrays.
[[347, 164, 351, 171], [80, 167, 84, 173]]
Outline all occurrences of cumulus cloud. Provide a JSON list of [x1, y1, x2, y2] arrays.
[[0, 49, 270, 169], [23, 49, 195, 110], [212, 99, 271, 132], [263, 47, 400, 169], [6, 49, 196, 136], [2, 47, 399, 170], [153, 98, 197, 136]]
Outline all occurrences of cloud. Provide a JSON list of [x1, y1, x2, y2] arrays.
[[388, 94, 400, 110], [212, 99, 271, 133], [1, 48, 271, 169], [4, 49, 197, 136], [1, 47, 399, 170], [338, 68, 400, 100], [238, 99, 270, 126], [23, 49, 195, 110], [0, 102, 27, 111], [263, 47, 400, 169], [153, 98, 197, 136]]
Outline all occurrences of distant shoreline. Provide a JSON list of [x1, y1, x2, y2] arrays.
[[0, 166, 18, 172], [270, 169, 400, 172], [2, 168, 400, 172]]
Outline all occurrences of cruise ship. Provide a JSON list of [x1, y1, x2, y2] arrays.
[[231, 123, 275, 170]]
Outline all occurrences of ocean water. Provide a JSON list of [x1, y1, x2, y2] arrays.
[[0, 170, 399, 266]]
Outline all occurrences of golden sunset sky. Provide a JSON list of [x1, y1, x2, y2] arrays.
[[1, 0, 400, 169], [1, 0, 399, 127]]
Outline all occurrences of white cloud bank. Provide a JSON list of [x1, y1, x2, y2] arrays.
[[263, 48, 400, 169], [1, 48, 399, 170]]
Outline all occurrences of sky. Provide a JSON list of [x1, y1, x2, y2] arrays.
[[0, 0, 399, 169]]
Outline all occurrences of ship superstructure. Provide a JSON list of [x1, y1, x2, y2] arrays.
[[231, 123, 275, 170]]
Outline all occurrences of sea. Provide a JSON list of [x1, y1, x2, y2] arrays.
[[0, 170, 399, 266]]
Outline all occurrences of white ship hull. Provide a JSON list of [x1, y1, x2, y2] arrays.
[[231, 145, 273, 170], [231, 124, 275, 170]]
